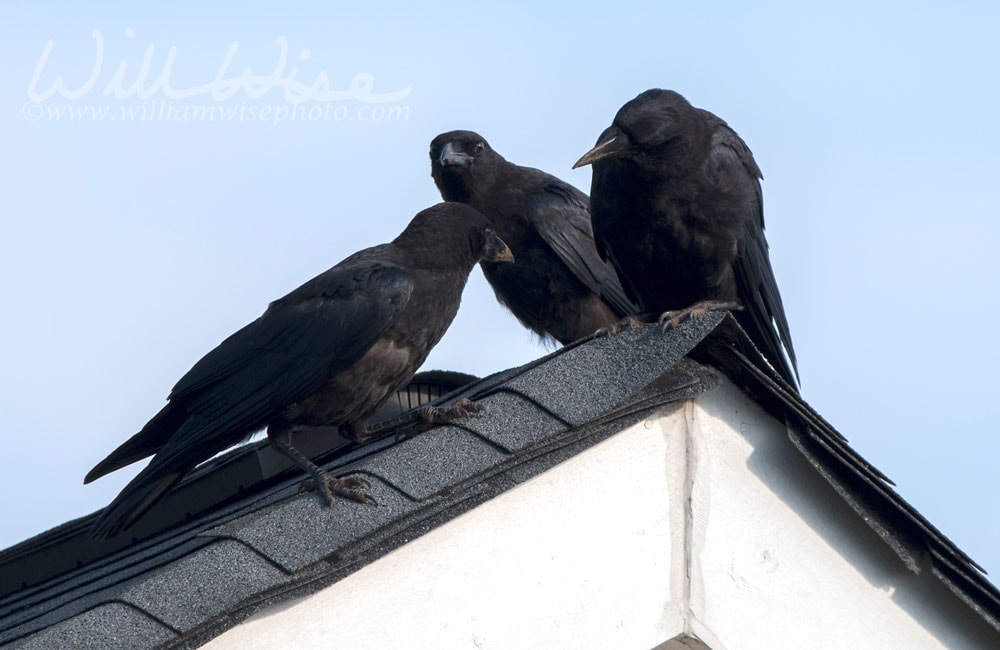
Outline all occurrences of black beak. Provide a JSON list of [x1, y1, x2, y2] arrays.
[[573, 126, 628, 168], [483, 229, 514, 263], [440, 141, 473, 168]]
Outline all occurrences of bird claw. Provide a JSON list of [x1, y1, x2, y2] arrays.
[[595, 314, 645, 337], [298, 473, 375, 506], [391, 398, 482, 443], [421, 398, 481, 424], [658, 300, 741, 332]]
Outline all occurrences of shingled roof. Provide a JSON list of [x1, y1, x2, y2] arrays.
[[1, 312, 997, 648]]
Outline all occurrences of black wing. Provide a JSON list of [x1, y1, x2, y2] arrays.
[[90, 261, 412, 538], [705, 115, 799, 388], [530, 182, 637, 316], [170, 262, 411, 410]]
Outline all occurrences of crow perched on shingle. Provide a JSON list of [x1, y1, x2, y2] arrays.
[[574, 89, 798, 388], [85, 203, 512, 539], [430, 130, 635, 345]]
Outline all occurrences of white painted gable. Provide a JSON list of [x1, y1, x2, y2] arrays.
[[205, 378, 999, 650]]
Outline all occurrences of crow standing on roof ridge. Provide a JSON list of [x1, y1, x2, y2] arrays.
[[85, 202, 513, 539], [431, 130, 636, 346], [574, 89, 799, 389]]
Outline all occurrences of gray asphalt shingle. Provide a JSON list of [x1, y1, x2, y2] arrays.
[[204, 479, 420, 574], [116, 540, 287, 632], [8, 603, 175, 650], [3, 311, 999, 647]]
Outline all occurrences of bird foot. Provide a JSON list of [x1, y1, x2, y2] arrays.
[[595, 314, 645, 337], [421, 397, 481, 424], [658, 300, 741, 332], [393, 398, 482, 443], [298, 472, 375, 506]]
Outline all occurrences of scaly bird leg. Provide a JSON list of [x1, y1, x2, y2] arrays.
[[355, 398, 482, 444], [267, 427, 373, 506], [394, 398, 482, 442], [658, 300, 742, 332], [420, 397, 481, 425], [358, 409, 424, 440]]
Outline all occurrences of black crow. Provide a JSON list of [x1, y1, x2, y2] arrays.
[[85, 203, 513, 539], [430, 130, 634, 345], [574, 89, 798, 388]]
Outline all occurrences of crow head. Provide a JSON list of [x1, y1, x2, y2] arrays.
[[396, 202, 513, 270], [430, 130, 503, 203], [574, 89, 708, 175]]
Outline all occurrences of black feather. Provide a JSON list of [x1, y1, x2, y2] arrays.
[[431, 130, 637, 345], [87, 203, 507, 538], [581, 90, 798, 387]]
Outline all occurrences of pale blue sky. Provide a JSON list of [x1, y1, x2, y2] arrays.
[[2, 2, 998, 579]]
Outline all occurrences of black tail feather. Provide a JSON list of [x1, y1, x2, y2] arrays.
[[84, 402, 187, 484], [89, 468, 187, 540]]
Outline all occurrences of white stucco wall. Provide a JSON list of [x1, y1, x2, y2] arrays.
[[686, 387, 997, 650], [204, 380, 999, 650]]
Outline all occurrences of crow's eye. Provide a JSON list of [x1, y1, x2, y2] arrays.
[[474, 142, 485, 154]]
